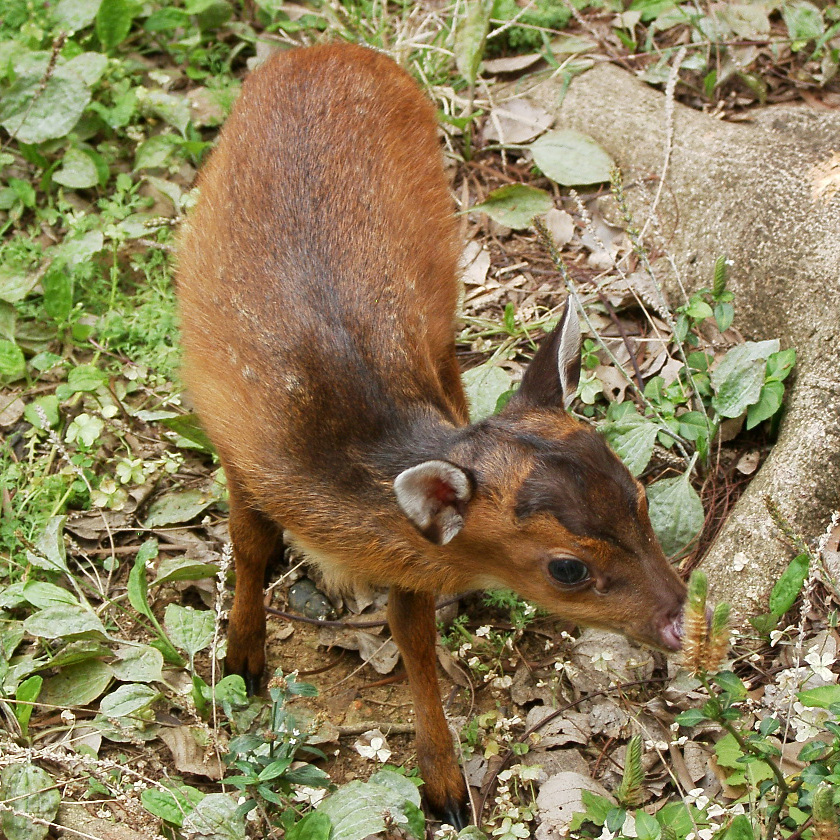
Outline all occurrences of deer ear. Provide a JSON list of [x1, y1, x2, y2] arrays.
[[513, 297, 581, 409], [394, 460, 475, 545]]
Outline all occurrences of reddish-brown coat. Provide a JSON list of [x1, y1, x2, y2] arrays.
[[177, 43, 686, 828]]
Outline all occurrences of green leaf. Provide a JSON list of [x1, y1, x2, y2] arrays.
[[53, 0, 103, 30], [529, 129, 615, 186], [141, 785, 204, 827], [96, 0, 139, 51], [24, 605, 107, 640], [634, 810, 660, 840], [674, 708, 707, 726], [0, 266, 39, 303], [23, 512, 66, 565], [745, 380, 784, 429], [783, 1, 824, 48], [164, 604, 215, 663], [99, 683, 160, 717], [798, 684, 840, 709], [143, 488, 218, 527], [454, 0, 494, 85], [42, 264, 74, 322], [286, 811, 332, 840], [111, 645, 164, 683], [0, 764, 61, 840], [0, 70, 91, 145], [713, 671, 747, 700], [647, 468, 704, 557], [67, 365, 108, 392], [39, 659, 113, 707], [128, 552, 153, 620], [725, 814, 756, 840], [462, 363, 512, 421], [769, 552, 809, 616], [21, 581, 79, 609], [0, 339, 26, 380], [471, 184, 553, 230], [710, 339, 780, 418], [766, 348, 796, 382], [158, 414, 215, 452], [685, 298, 713, 321], [600, 411, 659, 476], [714, 301, 734, 331], [65, 52, 109, 85], [15, 676, 43, 735], [134, 134, 179, 170], [182, 793, 246, 840], [53, 147, 100, 189], [154, 557, 219, 586]]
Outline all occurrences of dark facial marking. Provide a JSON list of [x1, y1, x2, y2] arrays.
[[514, 429, 640, 544]]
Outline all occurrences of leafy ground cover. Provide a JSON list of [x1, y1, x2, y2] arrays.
[[2, 2, 840, 839]]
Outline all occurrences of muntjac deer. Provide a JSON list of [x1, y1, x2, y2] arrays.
[[177, 42, 686, 828]]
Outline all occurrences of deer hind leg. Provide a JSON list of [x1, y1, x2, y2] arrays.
[[388, 587, 471, 829], [223, 469, 283, 695]]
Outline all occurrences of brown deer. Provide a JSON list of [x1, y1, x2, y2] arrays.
[[176, 42, 686, 828]]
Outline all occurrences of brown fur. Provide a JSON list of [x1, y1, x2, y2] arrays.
[[177, 43, 686, 827]]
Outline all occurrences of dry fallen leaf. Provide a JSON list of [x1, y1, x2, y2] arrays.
[[159, 724, 225, 779], [535, 771, 614, 840], [483, 98, 553, 145]]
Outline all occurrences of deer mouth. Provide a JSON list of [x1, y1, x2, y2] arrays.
[[659, 614, 684, 651]]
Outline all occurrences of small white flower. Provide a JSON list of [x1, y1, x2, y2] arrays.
[[476, 625, 491, 637], [804, 650, 835, 682], [490, 675, 513, 689], [354, 730, 392, 763], [590, 650, 614, 672]]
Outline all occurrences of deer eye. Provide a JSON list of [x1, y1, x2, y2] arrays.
[[548, 558, 590, 586]]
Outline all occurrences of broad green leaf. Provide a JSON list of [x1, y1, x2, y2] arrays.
[[318, 769, 422, 840], [137, 89, 191, 135], [23, 605, 107, 640], [47, 639, 111, 668], [286, 811, 332, 840], [454, 0, 494, 85], [65, 52, 109, 85], [471, 184, 553, 230], [797, 684, 840, 709], [769, 553, 810, 616], [59, 230, 105, 267], [42, 264, 74, 322], [529, 129, 615, 186], [111, 645, 164, 683], [143, 488, 218, 527], [0, 764, 61, 840], [182, 793, 246, 840], [674, 708, 707, 726], [164, 604, 215, 662], [783, 1, 823, 47], [15, 676, 43, 735], [710, 339, 779, 418], [53, 0, 102, 30], [141, 785, 204, 827], [134, 134, 179, 169], [0, 71, 91, 145], [67, 364, 108, 392], [766, 348, 796, 382], [746, 380, 784, 429], [39, 659, 113, 706], [725, 814, 756, 840], [0, 339, 25, 380], [100, 682, 160, 717], [21, 582, 79, 609], [0, 266, 39, 303], [158, 414, 215, 452], [601, 411, 659, 476], [154, 556, 219, 586], [713, 671, 747, 699], [96, 0, 139, 51], [634, 810, 660, 840], [714, 301, 734, 331], [128, 552, 153, 620], [462, 363, 512, 421], [647, 469, 704, 557], [53, 147, 99, 189], [25, 517, 68, 574]]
